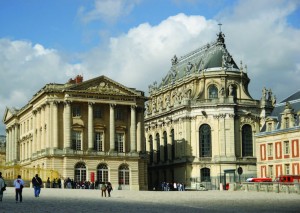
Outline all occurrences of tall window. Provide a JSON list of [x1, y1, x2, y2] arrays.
[[285, 118, 289, 128], [94, 132, 103, 151], [149, 135, 153, 163], [268, 165, 273, 178], [242, 124, 253, 156], [74, 162, 86, 182], [208, 85, 218, 99], [115, 133, 124, 152], [199, 124, 211, 157], [97, 164, 108, 183], [72, 105, 81, 117], [171, 129, 175, 160], [201, 168, 211, 182], [284, 141, 290, 155], [285, 164, 290, 175], [163, 131, 168, 162], [116, 108, 123, 120], [72, 131, 82, 151], [268, 143, 273, 157], [94, 106, 102, 119], [119, 164, 130, 185], [156, 133, 160, 162]]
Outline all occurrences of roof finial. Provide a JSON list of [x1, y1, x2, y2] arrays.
[[218, 23, 222, 32]]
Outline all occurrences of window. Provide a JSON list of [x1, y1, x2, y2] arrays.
[[268, 165, 273, 178], [72, 105, 81, 117], [199, 124, 211, 157], [116, 108, 123, 120], [284, 141, 290, 155], [119, 164, 130, 185], [267, 143, 273, 157], [94, 132, 104, 151], [171, 129, 175, 160], [72, 131, 82, 151], [201, 168, 211, 182], [94, 106, 102, 119], [156, 133, 160, 162], [97, 164, 108, 183], [285, 118, 289, 128], [285, 164, 290, 175], [208, 85, 218, 99], [149, 135, 153, 163], [242, 124, 253, 157], [163, 131, 168, 162], [115, 133, 124, 152], [267, 123, 272, 132], [74, 162, 86, 182]]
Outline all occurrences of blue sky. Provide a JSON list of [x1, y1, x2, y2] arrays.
[[0, 0, 300, 134]]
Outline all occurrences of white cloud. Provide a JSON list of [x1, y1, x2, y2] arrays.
[[79, 0, 141, 24]]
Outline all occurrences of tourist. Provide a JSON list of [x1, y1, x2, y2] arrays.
[[14, 175, 24, 203], [32, 174, 43, 197], [0, 172, 6, 202], [107, 182, 113, 197], [101, 182, 107, 197]]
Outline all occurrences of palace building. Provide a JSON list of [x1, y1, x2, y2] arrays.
[[144, 31, 276, 190], [256, 90, 300, 179], [2, 75, 148, 190]]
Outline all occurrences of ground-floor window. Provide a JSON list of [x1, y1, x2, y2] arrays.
[[201, 168, 210, 182], [119, 164, 130, 185], [74, 162, 86, 182], [97, 164, 108, 183]]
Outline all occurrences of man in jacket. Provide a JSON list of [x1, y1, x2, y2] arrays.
[[32, 174, 43, 197]]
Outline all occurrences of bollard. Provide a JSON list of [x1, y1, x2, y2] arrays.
[[245, 184, 249, 192], [220, 183, 223, 191], [265, 185, 269, 192]]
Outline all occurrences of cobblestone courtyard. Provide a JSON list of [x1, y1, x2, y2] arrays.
[[1, 187, 299, 213]]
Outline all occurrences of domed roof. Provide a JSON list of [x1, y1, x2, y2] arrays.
[[158, 32, 239, 88]]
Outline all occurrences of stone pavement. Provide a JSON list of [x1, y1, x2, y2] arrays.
[[0, 187, 299, 213]]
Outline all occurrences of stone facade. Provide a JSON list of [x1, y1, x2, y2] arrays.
[[2, 75, 148, 190], [256, 91, 300, 179], [145, 32, 275, 190]]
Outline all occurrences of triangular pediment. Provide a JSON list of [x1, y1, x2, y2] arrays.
[[2, 107, 18, 123], [67, 75, 138, 96]]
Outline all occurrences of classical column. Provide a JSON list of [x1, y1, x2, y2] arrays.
[[36, 108, 41, 152], [6, 129, 9, 162], [130, 105, 136, 152], [88, 102, 94, 150], [32, 110, 37, 154], [52, 101, 59, 149], [12, 125, 15, 161], [41, 105, 45, 150], [45, 103, 50, 149], [109, 104, 115, 151], [136, 108, 142, 152], [63, 101, 72, 149]]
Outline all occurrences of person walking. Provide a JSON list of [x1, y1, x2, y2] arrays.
[[0, 172, 6, 202], [106, 182, 113, 197], [13, 175, 24, 203], [32, 174, 43, 197], [100, 182, 107, 197]]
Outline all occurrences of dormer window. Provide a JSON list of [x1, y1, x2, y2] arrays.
[[285, 118, 289, 128], [208, 85, 218, 99], [267, 123, 272, 132]]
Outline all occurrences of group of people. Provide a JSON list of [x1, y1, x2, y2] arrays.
[[0, 173, 43, 203], [0, 172, 113, 202], [100, 182, 113, 197], [160, 182, 185, 191]]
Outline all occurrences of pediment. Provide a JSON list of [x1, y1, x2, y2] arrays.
[[2, 107, 17, 123], [67, 75, 138, 96]]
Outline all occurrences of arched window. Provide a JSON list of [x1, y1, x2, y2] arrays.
[[201, 168, 211, 182], [163, 131, 168, 162], [242, 124, 253, 156], [229, 84, 237, 99], [156, 133, 160, 162], [97, 164, 108, 183], [199, 124, 211, 157], [208, 85, 218, 99], [118, 164, 130, 186], [74, 162, 86, 182], [171, 129, 175, 160], [149, 135, 153, 163]]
